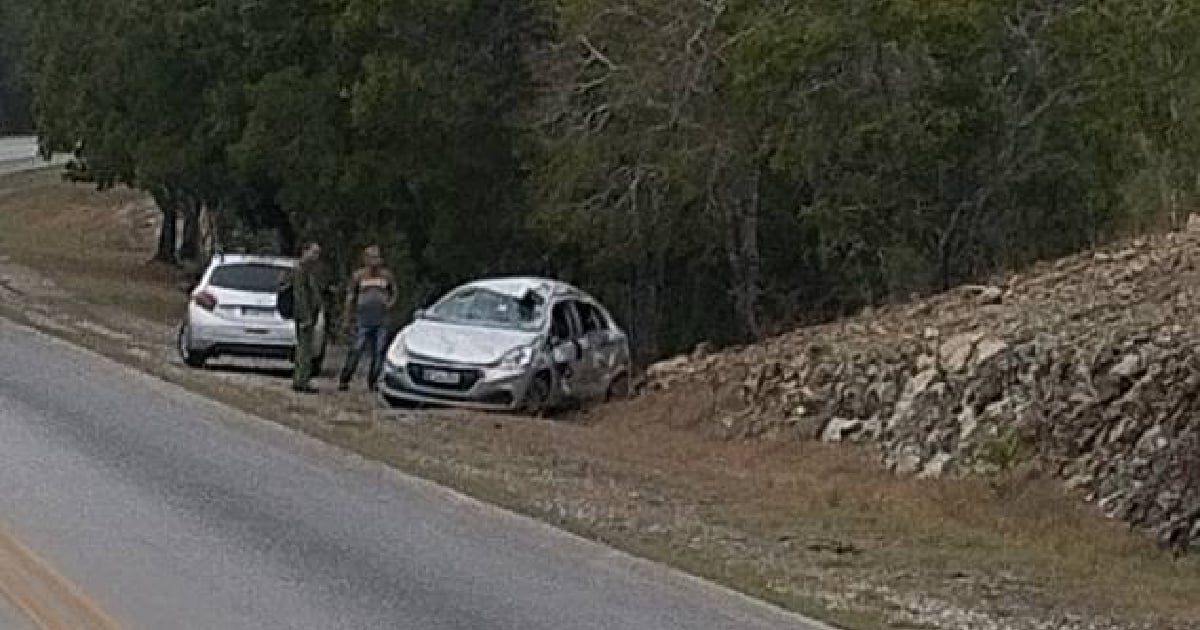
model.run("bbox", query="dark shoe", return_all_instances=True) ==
[337,382,349,392]
[368,382,379,393]
[292,384,319,394]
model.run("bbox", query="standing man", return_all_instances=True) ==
[338,245,397,391]
[291,241,324,394]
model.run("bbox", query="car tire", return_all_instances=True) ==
[177,324,208,369]
[606,372,632,402]
[525,371,554,416]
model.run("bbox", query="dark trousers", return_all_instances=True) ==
[293,322,316,389]
[339,324,387,387]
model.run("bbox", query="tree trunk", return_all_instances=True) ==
[629,227,663,362]
[632,252,662,362]
[276,222,296,256]
[201,202,223,260]
[271,207,296,256]
[178,195,200,263]
[152,189,178,265]
[726,169,763,340]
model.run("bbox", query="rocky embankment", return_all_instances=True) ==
[648,221,1200,553]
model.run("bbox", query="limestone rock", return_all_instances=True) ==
[643,227,1200,553]
[940,333,982,373]
[822,418,864,443]
[975,286,1005,306]
[919,453,955,479]
[894,449,924,476]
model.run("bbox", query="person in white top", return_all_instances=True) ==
[337,245,397,391]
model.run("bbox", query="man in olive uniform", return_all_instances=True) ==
[291,241,323,394]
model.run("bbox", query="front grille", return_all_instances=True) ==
[407,363,482,392]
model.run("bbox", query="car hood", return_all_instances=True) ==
[396,320,540,366]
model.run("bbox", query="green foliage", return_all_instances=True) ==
[534,0,1200,355]
[976,426,1031,474]
[0,0,33,131]
[16,0,1200,356]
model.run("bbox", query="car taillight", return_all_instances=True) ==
[193,290,218,311]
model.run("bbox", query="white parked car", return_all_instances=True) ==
[380,277,631,412]
[178,254,327,370]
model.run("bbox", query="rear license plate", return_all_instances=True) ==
[244,328,270,336]
[423,369,461,385]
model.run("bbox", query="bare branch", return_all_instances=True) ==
[578,35,616,70]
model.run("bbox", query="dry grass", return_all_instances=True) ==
[522,391,1200,618]
[0,169,181,325]
[2,168,1198,629]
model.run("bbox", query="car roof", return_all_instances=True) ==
[209,253,296,268]
[462,276,591,301]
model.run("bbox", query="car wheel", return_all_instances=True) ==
[606,372,632,402]
[177,324,208,369]
[524,371,554,415]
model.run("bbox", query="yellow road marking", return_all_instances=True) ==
[0,525,123,630]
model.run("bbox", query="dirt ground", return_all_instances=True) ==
[1,168,1197,630]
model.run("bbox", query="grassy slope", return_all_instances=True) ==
[1,168,1197,630]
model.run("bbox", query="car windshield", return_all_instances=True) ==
[208,263,289,293]
[426,287,545,331]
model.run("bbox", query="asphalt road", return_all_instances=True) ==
[0,318,831,630]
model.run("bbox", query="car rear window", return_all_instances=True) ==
[208,263,289,293]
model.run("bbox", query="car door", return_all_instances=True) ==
[577,301,622,398]
[563,300,601,399]
[548,301,587,398]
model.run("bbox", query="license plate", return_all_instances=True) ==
[242,307,275,318]
[423,369,461,385]
[244,328,270,336]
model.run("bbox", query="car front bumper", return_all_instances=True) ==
[378,359,535,412]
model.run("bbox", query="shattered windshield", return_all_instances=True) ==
[426,287,546,331]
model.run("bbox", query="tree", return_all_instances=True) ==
[533,0,1200,357]
[23,0,1200,359]
[0,0,32,132]
[32,0,223,263]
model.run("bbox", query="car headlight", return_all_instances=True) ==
[387,338,410,368]
[498,346,535,369]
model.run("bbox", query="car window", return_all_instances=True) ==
[208,263,289,293]
[427,287,545,332]
[577,302,609,334]
[550,302,577,340]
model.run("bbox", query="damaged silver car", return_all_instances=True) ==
[379,277,632,412]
